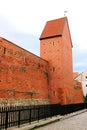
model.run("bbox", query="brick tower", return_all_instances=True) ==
[40,17,74,104]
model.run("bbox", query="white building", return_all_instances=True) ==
[75,70,87,97]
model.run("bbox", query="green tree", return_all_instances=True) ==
[84,94,87,103]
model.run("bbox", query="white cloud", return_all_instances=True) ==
[0,0,87,36]
[0,15,40,56]
[73,48,87,72]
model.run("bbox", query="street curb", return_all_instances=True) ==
[8,116,62,130]
[8,109,87,130]
[61,109,87,120]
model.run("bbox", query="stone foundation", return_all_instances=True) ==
[0,98,50,107]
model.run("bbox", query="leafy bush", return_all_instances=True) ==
[84,94,87,103]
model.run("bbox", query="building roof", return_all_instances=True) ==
[40,17,67,40]
[73,72,79,79]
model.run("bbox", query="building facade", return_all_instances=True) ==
[0,37,50,106]
[0,17,84,106]
[75,70,87,96]
[40,17,74,104]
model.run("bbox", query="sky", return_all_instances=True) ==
[0,0,87,73]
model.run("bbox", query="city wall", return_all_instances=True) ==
[0,37,50,106]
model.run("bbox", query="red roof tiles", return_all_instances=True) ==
[40,17,66,40]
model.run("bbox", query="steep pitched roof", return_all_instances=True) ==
[39,17,67,40]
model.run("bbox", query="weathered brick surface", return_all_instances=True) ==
[0,98,50,106]
[73,81,83,103]
[0,17,84,106]
[40,37,63,104]
[0,38,50,106]
[40,18,83,104]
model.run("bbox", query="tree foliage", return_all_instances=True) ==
[84,94,87,103]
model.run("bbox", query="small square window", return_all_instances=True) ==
[86,76,87,79]
[50,42,54,46]
[86,85,87,87]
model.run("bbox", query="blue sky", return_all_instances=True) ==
[0,0,87,73]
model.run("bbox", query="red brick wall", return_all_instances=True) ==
[0,17,84,106]
[61,20,74,104]
[0,38,49,104]
[40,37,63,104]
[40,20,83,104]
[40,20,74,104]
[73,81,83,103]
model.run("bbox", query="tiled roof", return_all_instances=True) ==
[40,17,66,40]
[73,72,79,79]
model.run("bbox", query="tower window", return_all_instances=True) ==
[53,91,56,96]
[4,47,6,54]
[50,42,55,46]
[38,63,40,68]
[52,42,54,46]
[85,76,87,79]
[86,85,87,87]
[52,67,55,72]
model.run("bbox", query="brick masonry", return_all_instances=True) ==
[0,38,50,106]
[40,17,83,104]
[0,17,84,106]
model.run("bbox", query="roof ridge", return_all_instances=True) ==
[40,17,67,40]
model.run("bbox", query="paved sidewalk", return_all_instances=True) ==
[8,109,87,130]
[35,110,87,130]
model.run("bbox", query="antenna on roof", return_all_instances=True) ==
[64,11,67,16]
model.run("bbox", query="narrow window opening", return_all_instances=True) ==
[38,63,40,68]
[52,42,54,46]
[52,67,55,72]
[53,91,56,96]
[50,42,55,46]
[4,47,6,54]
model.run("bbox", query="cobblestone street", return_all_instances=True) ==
[35,111,87,130]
